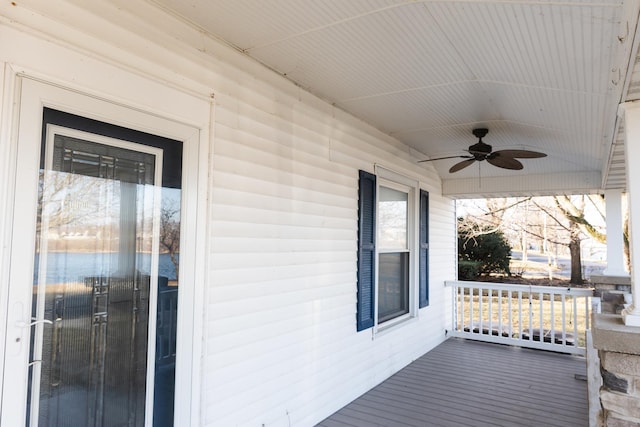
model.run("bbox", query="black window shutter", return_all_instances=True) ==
[357,170,376,331]
[419,189,429,308]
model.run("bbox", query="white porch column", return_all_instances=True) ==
[603,189,628,276]
[621,101,640,326]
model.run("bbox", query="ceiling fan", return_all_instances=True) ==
[419,128,547,173]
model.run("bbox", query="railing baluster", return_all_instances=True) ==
[561,294,567,346]
[464,286,469,332]
[459,286,465,333]
[539,291,544,344]
[573,294,579,346]
[528,289,533,342]
[518,291,523,340]
[479,286,484,335]
[470,286,474,334]
[498,289,503,337]
[550,290,556,345]
[488,289,493,336]
[508,290,512,338]
[453,284,458,332]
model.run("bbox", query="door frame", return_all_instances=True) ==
[0,72,208,426]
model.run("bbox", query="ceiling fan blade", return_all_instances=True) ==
[492,149,547,159]
[418,155,472,163]
[487,155,523,170]
[449,159,476,173]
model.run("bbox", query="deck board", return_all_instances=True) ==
[316,338,588,427]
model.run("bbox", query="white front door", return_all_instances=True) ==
[2,77,192,427]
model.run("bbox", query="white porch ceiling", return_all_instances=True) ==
[152,0,640,197]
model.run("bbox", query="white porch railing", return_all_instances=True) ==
[446,280,594,355]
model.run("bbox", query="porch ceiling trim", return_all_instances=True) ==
[442,171,602,199]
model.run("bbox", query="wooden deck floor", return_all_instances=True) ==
[317,338,588,427]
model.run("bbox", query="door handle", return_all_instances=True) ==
[16,318,53,328]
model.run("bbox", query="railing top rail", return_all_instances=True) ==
[445,280,594,296]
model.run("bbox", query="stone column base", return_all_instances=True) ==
[592,314,640,426]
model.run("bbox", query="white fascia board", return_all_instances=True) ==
[442,171,603,199]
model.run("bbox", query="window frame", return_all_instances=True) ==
[373,167,420,332]
[375,177,416,329]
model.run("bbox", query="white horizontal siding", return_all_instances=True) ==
[0,3,457,426]
[208,85,456,426]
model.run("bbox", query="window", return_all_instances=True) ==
[357,169,429,331]
[378,185,410,322]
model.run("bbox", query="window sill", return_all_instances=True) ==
[374,313,416,337]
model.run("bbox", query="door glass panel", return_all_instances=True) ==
[27,121,179,427]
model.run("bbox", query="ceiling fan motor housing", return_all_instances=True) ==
[468,142,492,158]
[469,128,491,159]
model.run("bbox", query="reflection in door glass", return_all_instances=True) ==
[27,126,180,427]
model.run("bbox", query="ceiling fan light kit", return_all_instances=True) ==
[419,128,547,173]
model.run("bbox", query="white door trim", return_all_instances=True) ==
[0,72,208,427]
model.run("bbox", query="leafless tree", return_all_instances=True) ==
[459,194,609,285]
[159,201,180,280]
